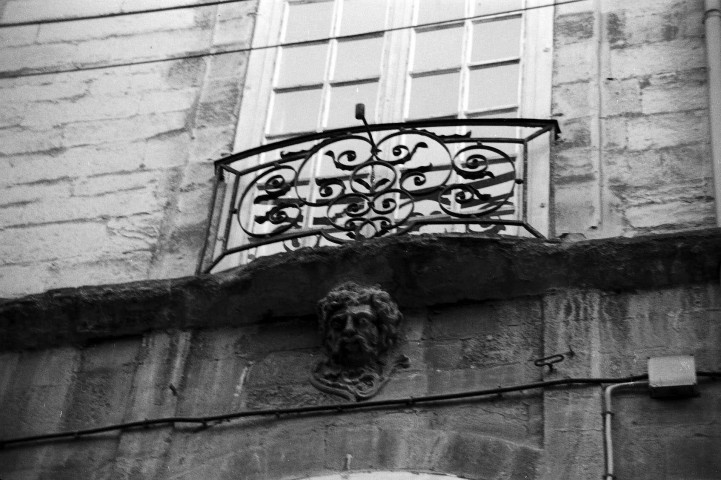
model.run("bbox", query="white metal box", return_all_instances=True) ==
[648,355,698,398]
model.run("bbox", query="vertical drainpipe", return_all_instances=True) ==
[705,0,721,227]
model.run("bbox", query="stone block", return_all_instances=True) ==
[640,69,708,115]
[138,88,198,115]
[0,347,79,437]
[73,28,213,66]
[195,79,242,128]
[604,143,712,189]
[123,331,192,421]
[62,111,188,146]
[543,289,603,377]
[623,196,714,230]
[0,262,51,297]
[233,318,318,359]
[244,350,319,388]
[207,51,250,80]
[0,25,39,48]
[556,116,592,149]
[554,11,595,47]
[552,80,592,120]
[553,42,595,84]
[626,110,708,151]
[72,169,166,197]
[552,181,599,235]
[37,9,199,43]
[0,221,145,265]
[36,250,155,292]
[189,124,237,162]
[424,340,464,370]
[0,126,64,155]
[0,42,80,73]
[552,146,597,184]
[601,115,628,149]
[609,38,706,79]
[20,96,140,128]
[0,180,72,207]
[430,398,542,444]
[603,77,642,117]
[428,297,541,342]
[176,329,251,416]
[2,0,122,22]
[436,431,541,479]
[0,184,167,227]
[143,131,192,169]
[604,0,704,49]
[426,363,538,395]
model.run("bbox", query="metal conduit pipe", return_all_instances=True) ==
[602,381,649,480]
[705,0,721,227]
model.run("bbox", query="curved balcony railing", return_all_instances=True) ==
[199,107,559,274]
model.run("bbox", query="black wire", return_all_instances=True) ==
[0,0,254,28]
[0,0,589,80]
[2,371,718,448]
[0,373,651,449]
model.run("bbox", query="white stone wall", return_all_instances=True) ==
[552,0,715,237]
[0,0,258,297]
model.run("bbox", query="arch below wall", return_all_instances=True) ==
[200,424,542,480]
[296,472,470,480]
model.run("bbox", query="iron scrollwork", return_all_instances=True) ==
[236,125,518,248]
[202,112,559,273]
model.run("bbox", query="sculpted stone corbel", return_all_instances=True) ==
[310,282,409,401]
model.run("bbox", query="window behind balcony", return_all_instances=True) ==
[213,0,553,268]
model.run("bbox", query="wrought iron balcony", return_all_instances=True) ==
[199,106,559,274]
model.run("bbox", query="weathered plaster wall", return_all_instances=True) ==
[1,232,720,479]
[0,0,258,297]
[552,0,714,237]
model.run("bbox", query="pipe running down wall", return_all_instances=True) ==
[705,0,721,227]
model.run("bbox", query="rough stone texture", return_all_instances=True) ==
[1,229,719,352]
[1,232,720,479]
[552,0,714,238]
[0,0,717,298]
[0,1,258,298]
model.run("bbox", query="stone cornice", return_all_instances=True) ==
[1,228,720,351]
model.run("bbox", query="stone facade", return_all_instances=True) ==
[0,0,716,296]
[552,0,714,237]
[1,232,720,479]
[1,1,720,478]
[0,0,258,297]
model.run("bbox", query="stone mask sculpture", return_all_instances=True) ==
[311,282,408,401]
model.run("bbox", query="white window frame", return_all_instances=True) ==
[222,0,554,265]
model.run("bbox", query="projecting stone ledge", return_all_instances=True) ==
[1,228,720,351]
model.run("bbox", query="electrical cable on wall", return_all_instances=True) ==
[1,371,718,449]
[0,0,254,28]
[0,0,589,79]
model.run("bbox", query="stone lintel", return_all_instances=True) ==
[1,228,720,351]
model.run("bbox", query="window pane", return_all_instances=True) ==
[340,0,388,36]
[327,81,379,128]
[474,0,523,16]
[472,16,522,63]
[269,88,323,134]
[468,64,519,111]
[408,72,460,119]
[277,44,328,87]
[412,26,464,72]
[417,0,465,24]
[285,1,334,42]
[334,36,384,82]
